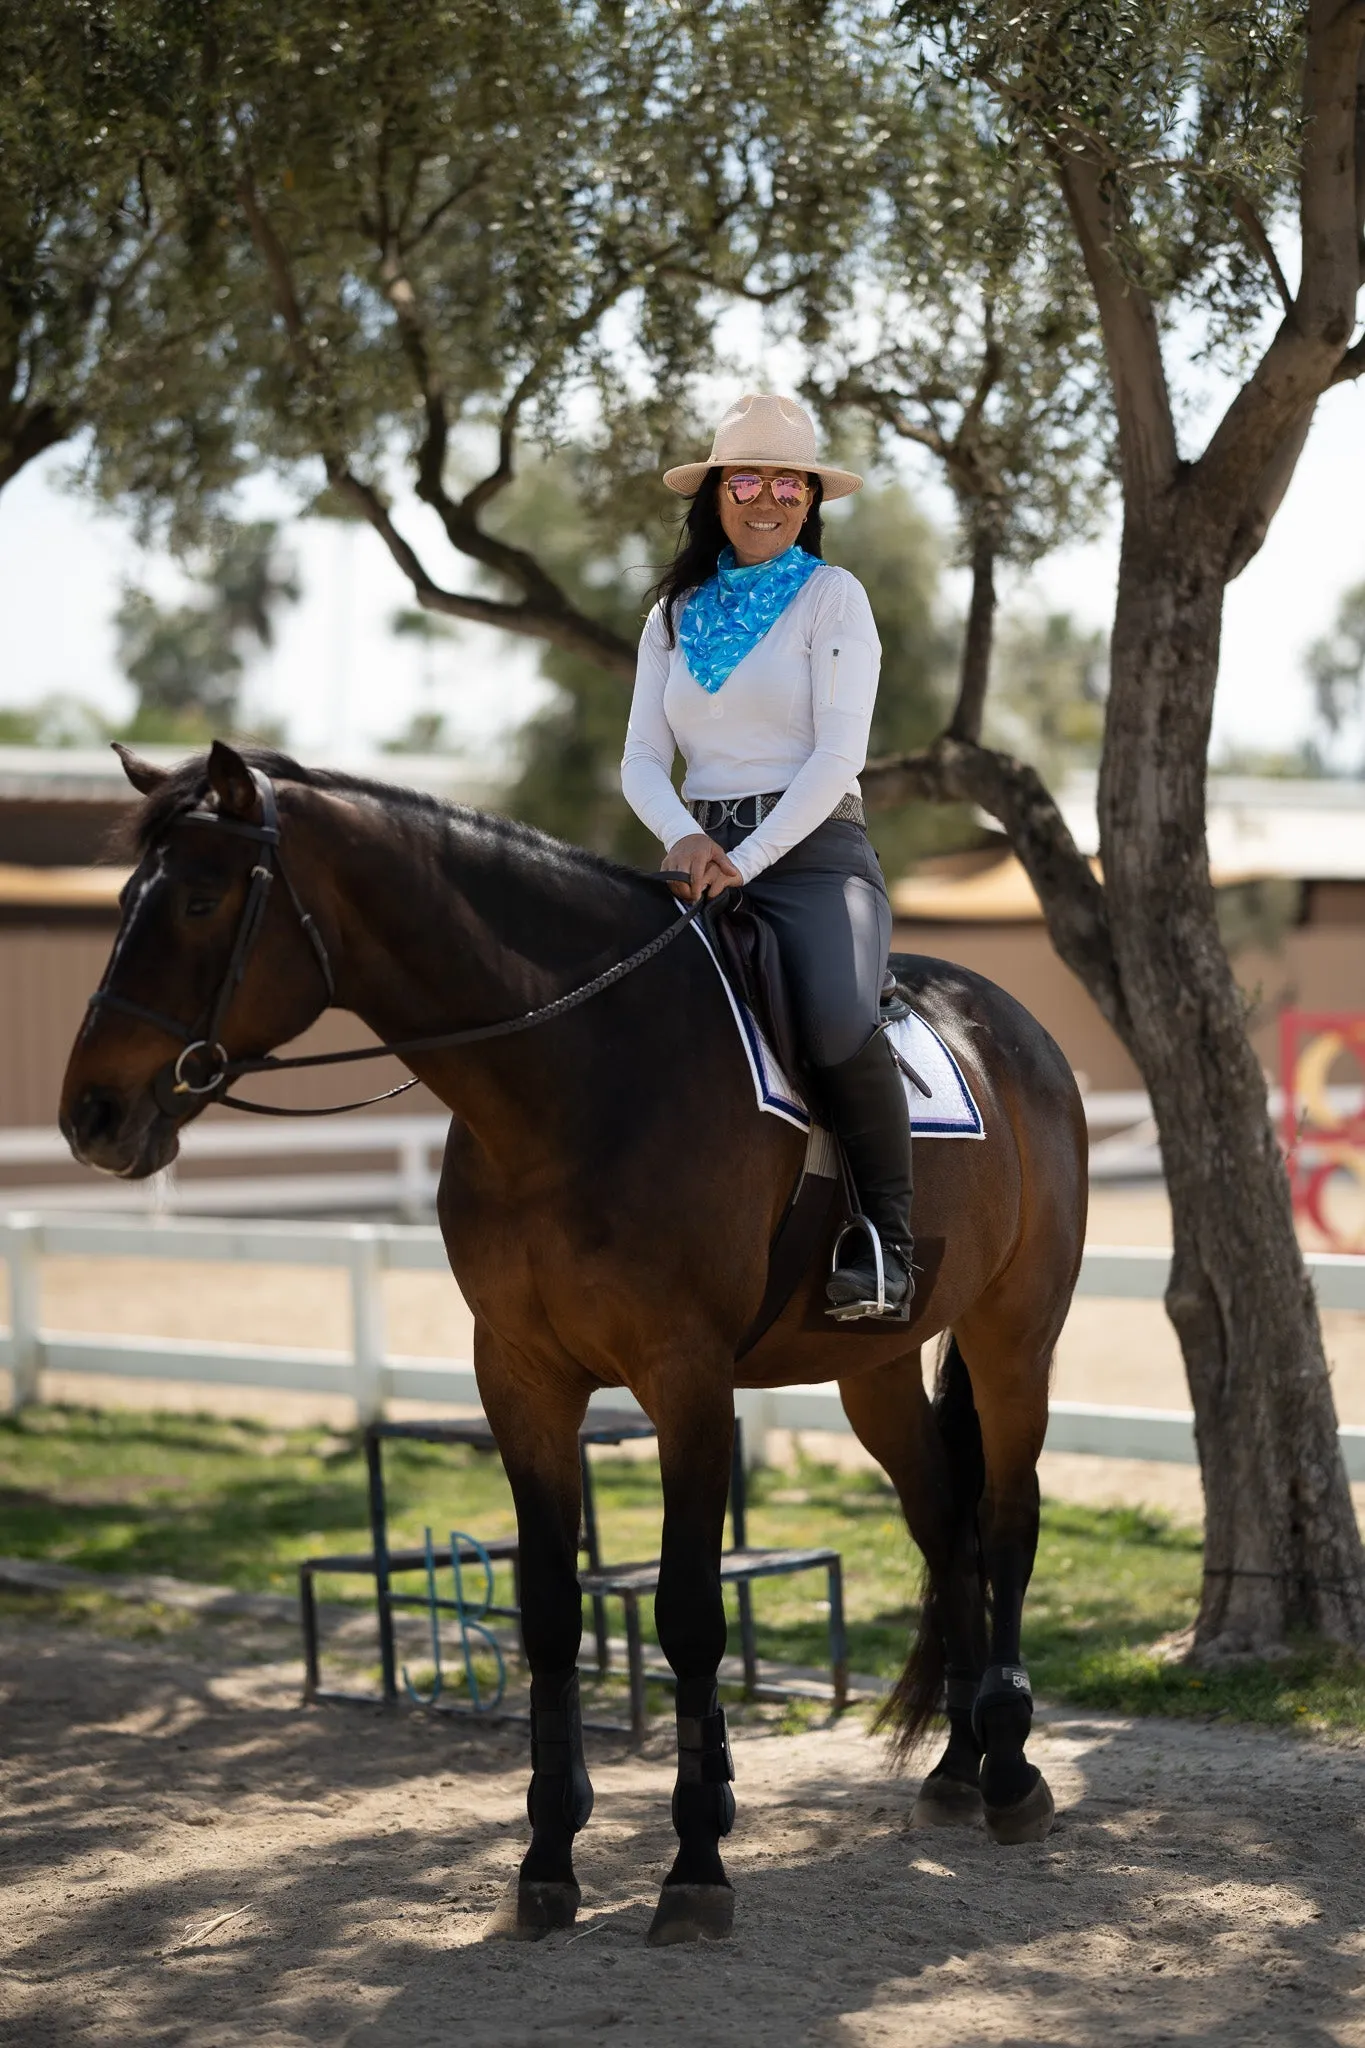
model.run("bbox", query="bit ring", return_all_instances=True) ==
[172,1040,229,1096]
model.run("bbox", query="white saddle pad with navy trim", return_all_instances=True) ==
[689,922,985,1140]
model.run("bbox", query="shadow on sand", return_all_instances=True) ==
[3,1613,1364,2047]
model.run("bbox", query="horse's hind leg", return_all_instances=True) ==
[953,1305,1055,1846]
[838,1350,989,1827]
[475,1331,596,1940]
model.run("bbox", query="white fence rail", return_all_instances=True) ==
[0,1118,449,1219]
[5,1210,1365,1477]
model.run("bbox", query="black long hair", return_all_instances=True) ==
[651,468,825,646]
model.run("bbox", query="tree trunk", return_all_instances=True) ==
[947,524,996,743]
[1101,511,1365,1659]
[0,402,68,495]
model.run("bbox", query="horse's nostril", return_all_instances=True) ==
[75,1086,124,1149]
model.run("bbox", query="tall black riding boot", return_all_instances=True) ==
[819,1030,915,1320]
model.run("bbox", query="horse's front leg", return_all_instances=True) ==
[644,1361,738,1946]
[476,1329,596,1940]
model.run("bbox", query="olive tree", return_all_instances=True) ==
[78,0,881,680]
[1,8,179,492]
[864,1,1365,1660]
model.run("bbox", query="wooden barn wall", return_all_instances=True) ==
[0,924,441,1127]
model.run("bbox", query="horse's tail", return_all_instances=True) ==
[877,1332,984,1763]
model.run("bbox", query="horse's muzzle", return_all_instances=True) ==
[60,1085,181,1179]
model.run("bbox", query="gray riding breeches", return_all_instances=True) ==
[709,815,893,1070]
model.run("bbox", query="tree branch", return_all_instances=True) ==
[1330,330,1365,382]
[1355,27,1365,283]
[822,374,951,459]
[1299,0,1365,350]
[863,734,1128,1037]
[374,242,450,508]
[959,300,1002,440]
[378,254,627,618]
[0,400,69,493]
[1053,151,1179,513]
[827,324,1007,742]
[947,525,997,742]
[1231,195,1294,318]
[237,171,331,401]
[322,463,634,672]
[401,161,494,254]
[1193,7,1365,532]
[1225,401,1316,579]
[239,167,636,676]
[655,260,814,307]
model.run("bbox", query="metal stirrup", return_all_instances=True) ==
[829,1212,887,1317]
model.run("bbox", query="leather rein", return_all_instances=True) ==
[86,766,710,1119]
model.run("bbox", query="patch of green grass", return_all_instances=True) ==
[3,1405,1364,1733]
[0,1405,519,1596]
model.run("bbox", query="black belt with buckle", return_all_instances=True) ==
[686,791,865,832]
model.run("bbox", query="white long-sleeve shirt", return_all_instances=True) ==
[619,562,882,885]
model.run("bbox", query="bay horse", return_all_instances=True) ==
[60,742,1086,1946]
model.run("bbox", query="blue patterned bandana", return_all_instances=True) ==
[678,544,823,694]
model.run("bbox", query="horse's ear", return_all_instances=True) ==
[205,740,260,821]
[112,743,166,796]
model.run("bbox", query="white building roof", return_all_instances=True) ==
[1053,773,1365,883]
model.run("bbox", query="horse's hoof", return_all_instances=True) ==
[913,1771,985,1829]
[646,1882,735,1946]
[485,1877,581,1941]
[984,1772,1055,1845]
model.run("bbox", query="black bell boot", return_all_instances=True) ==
[819,1030,915,1320]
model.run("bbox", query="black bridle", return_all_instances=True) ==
[86,766,710,1119]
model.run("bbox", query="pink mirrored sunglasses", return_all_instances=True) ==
[722,471,811,508]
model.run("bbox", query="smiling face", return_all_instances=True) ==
[717,466,814,566]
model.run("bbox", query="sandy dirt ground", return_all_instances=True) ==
[3,1612,1365,2048]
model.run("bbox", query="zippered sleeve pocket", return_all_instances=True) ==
[816,637,876,714]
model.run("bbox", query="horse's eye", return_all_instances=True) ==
[185,894,219,919]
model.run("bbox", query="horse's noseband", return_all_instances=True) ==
[86,767,336,1116]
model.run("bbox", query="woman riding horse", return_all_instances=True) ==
[622,394,914,1320]
[60,410,1084,1943]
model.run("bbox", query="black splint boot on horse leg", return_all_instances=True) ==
[486,1666,595,1938]
[645,1377,738,1946]
[480,1345,598,1942]
[649,1678,736,1946]
[965,1339,1056,1845]
[821,1028,915,1320]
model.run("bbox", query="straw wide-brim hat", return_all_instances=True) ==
[662,393,862,500]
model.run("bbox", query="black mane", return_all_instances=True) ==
[125,746,647,894]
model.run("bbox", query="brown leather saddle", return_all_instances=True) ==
[702,892,921,1106]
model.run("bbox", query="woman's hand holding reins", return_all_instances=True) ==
[663,833,742,903]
